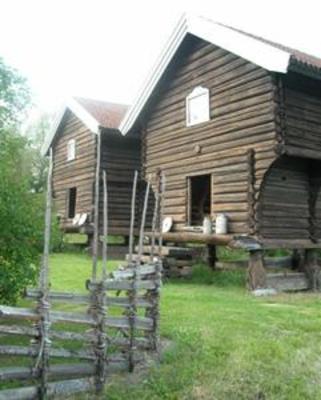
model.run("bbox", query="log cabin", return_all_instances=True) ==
[120,15,321,289]
[44,97,140,242]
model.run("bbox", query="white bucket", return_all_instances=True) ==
[203,216,212,234]
[215,213,228,235]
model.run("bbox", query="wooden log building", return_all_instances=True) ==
[44,97,140,240]
[119,15,321,288]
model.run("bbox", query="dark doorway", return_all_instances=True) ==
[188,174,211,225]
[67,187,77,218]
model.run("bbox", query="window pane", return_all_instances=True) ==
[67,139,76,161]
[186,87,210,127]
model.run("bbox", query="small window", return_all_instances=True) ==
[188,174,211,226]
[67,139,76,161]
[186,86,210,127]
[67,187,77,218]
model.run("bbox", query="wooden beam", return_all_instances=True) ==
[145,231,233,246]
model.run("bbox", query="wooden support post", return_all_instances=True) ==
[150,170,161,262]
[145,171,164,353]
[137,176,151,263]
[291,249,305,271]
[34,148,53,399]
[92,129,101,282]
[124,236,129,246]
[207,244,217,270]
[304,249,321,291]
[128,171,138,265]
[88,281,106,393]
[102,170,108,281]
[128,266,137,373]
[158,172,165,257]
[88,161,107,393]
[153,171,163,352]
[128,175,151,372]
[247,250,266,290]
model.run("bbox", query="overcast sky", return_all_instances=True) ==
[1,0,321,118]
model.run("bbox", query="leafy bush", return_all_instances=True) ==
[0,130,57,304]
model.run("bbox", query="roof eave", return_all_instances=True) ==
[288,58,321,81]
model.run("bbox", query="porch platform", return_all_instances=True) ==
[145,232,321,250]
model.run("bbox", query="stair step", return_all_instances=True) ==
[266,272,308,292]
[125,254,159,263]
[134,245,197,257]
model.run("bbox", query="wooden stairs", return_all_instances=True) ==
[126,245,203,278]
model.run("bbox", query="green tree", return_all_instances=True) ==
[0,59,62,304]
[26,113,53,193]
[0,57,31,127]
[0,130,43,303]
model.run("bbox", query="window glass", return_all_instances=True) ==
[67,139,76,161]
[186,87,210,126]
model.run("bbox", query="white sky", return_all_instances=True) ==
[1,0,321,118]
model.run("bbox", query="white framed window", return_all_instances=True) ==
[186,86,210,127]
[67,139,76,161]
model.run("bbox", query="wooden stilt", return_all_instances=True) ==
[247,250,266,290]
[304,249,321,291]
[207,244,217,270]
[291,249,305,271]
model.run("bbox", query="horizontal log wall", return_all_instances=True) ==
[139,35,277,234]
[257,156,311,239]
[283,72,321,153]
[100,134,140,235]
[52,110,96,226]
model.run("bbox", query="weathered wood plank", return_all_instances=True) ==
[0,306,38,321]
[26,289,153,308]
[0,346,95,360]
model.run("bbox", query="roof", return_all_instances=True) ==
[74,97,128,129]
[43,97,128,155]
[120,14,321,135]
[218,22,321,72]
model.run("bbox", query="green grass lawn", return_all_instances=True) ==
[2,252,321,399]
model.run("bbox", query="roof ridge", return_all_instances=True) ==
[73,96,129,108]
[212,19,321,65]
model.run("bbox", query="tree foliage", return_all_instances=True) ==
[0,59,61,304]
[0,57,31,127]
[26,113,53,193]
[0,130,42,303]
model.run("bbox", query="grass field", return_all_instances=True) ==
[2,252,321,399]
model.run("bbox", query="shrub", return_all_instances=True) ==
[0,130,52,304]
